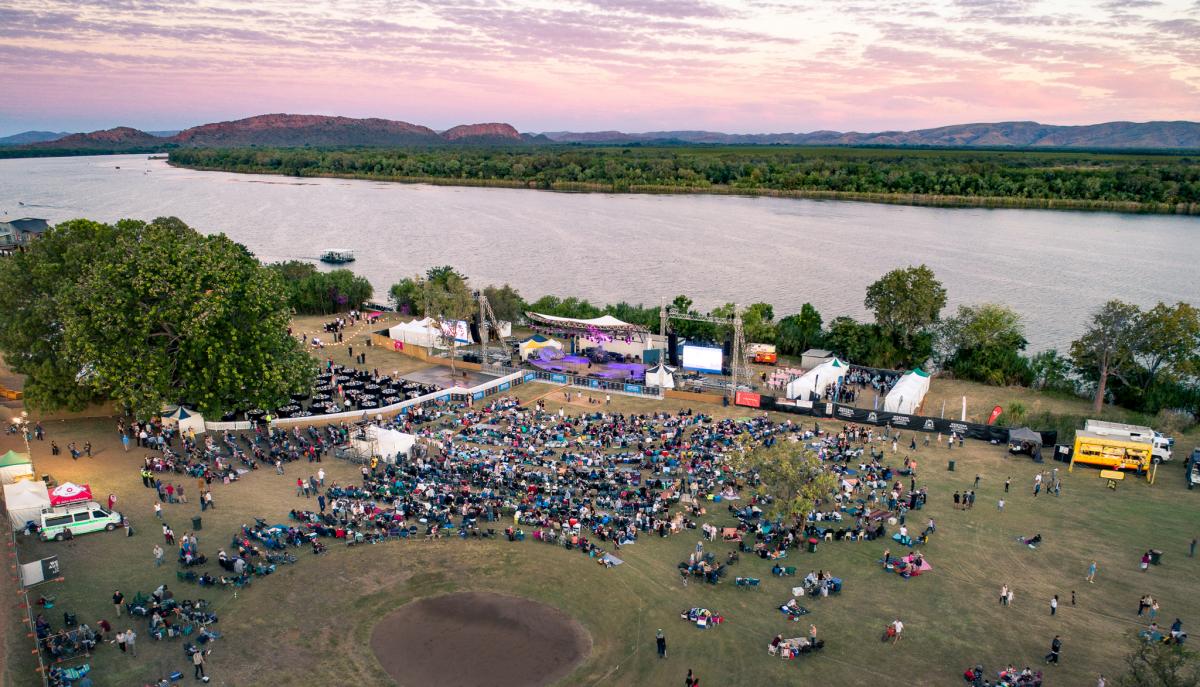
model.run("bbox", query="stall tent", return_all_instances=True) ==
[163,406,206,435]
[388,318,441,349]
[785,358,848,401]
[644,362,677,389]
[352,426,417,464]
[883,368,931,414]
[3,479,49,528]
[0,450,33,484]
[519,335,564,361]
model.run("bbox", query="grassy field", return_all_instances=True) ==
[2,375,1199,687]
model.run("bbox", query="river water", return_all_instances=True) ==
[2,154,1197,351]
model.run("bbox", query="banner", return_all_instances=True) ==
[734,391,761,408]
[392,341,404,351]
[987,406,1003,425]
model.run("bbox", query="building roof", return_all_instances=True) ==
[802,348,833,357]
[0,218,49,233]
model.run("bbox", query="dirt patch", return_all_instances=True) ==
[370,591,590,687]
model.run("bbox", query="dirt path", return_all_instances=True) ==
[370,591,590,687]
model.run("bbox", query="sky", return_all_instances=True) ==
[1,0,1198,136]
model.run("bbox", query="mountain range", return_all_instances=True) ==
[3,115,1198,151]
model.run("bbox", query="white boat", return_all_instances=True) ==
[320,249,355,264]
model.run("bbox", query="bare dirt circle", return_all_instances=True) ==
[370,591,592,687]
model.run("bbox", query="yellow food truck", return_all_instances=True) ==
[1070,431,1153,478]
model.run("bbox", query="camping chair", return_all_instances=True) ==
[735,577,760,589]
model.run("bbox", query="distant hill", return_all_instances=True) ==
[542,120,1200,148]
[8,116,1200,153]
[0,131,71,145]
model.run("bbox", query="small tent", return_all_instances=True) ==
[3,479,50,528]
[351,426,416,464]
[644,362,677,389]
[519,335,564,361]
[49,482,92,506]
[0,450,33,484]
[387,318,441,349]
[785,358,848,401]
[883,368,931,415]
[1008,426,1045,461]
[163,406,206,435]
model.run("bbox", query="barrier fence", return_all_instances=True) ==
[483,364,664,400]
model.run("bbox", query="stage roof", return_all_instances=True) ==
[525,312,649,333]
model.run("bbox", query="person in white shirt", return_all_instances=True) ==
[891,618,904,643]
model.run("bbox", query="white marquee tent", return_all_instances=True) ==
[785,358,848,401]
[3,479,50,528]
[388,318,442,349]
[883,368,931,414]
[644,362,677,389]
[162,406,206,435]
[352,426,417,464]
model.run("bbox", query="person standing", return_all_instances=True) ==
[1004,477,1011,493]
[121,433,130,452]
[125,628,137,657]
[1050,595,1058,616]
[112,590,124,618]
[114,629,127,654]
[1190,537,1196,558]
[1001,584,1009,606]
[656,629,667,658]
[891,618,904,644]
[1045,635,1061,664]
[1097,674,1106,687]
[153,544,164,567]
[193,648,208,680]
[1086,560,1097,583]
[998,498,1005,512]
[809,624,818,644]
[953,491,961,509]
[974,474,981,489]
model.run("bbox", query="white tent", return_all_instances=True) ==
[644,362,677,389]
[352,426,417,464]
[0,450,34,484]
[3,479,50,528]
[883,368,931,414]
[387,317,441,349]
[519,335,564,361]
[785,358,848,401]
[162,406,206,435]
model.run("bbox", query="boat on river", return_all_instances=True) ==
[320,249,355,264]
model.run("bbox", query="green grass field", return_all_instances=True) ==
[3,377,1198,687]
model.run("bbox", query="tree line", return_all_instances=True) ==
[170,145,1200,213]
[387,265,1200,421]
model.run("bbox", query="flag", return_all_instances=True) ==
[987,406,1003,425]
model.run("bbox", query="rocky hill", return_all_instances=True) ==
[441,123,522,143]
[171,114,444,147]
[0,130,71,145]
[24,126,165,150]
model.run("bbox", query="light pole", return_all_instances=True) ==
[13,410,31,455]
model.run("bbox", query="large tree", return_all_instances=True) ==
[482,283,526,323]
[735,442,837,522]
[864,264,947,361]
[1116,637,1199,687]
[776,303,823,356]
[1071,300,1143,413]
[936,303,1030,385]
[0,217,315,417]
[1136,302,1200,394]
[423,267,475,373]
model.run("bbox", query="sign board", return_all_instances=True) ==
[735,391,761,408]
[20,555,59,587]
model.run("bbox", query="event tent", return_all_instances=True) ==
[0,450,33,484]
[785,358,848,401]
[387,318,442,349]
[163,406,206,435]
[644,362,677,389]
[1007,427,1043,446]
[352,426,417,464]
[883,368,931,414]
[3,479,50,528]
[519,335,564,361]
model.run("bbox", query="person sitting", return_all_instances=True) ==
[1023,533,1042,548]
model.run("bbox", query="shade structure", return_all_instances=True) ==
[0,449,33,484]
[785,358,847,401]
[162,406,206,435]
[644,362,677,389]
[883,368,931,414]
[351,426,416,464]
[519,335,564,361]
[3,479,49,528]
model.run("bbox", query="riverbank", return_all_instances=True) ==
[168,161,1200,215]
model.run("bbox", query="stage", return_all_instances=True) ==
[528,354,647,383]
[400,367,494,389]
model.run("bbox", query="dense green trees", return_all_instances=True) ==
[170,145,1200,213]
[937,304,1032,386]
[0,217,315,417]
[268,261,373,315]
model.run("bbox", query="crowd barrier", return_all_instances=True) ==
[736,393,1056,445]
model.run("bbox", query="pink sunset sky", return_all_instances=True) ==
[1,0,1198,135]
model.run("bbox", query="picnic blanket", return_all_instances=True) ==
[602,553,624,566]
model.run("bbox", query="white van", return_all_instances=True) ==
[1083,420,1173,463]
[39,501,123,541]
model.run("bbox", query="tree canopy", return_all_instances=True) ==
[268,260,373,315]
[735,442,837,523]
[865,264,947,360]
[0,217,315,417]
[937,303,1031,386]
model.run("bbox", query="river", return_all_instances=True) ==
[2,154,1197,352]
